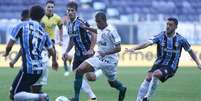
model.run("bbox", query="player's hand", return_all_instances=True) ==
[52,61,59,71]
[9,61,15,68]
[125,48,135,53]
[85,49,94,56]
[97,51,106,57]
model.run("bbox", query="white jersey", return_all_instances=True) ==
[96,24,121,63]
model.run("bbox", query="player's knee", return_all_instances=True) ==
[153,70,162,78]
[31,85,42,93]
[86,72,96,81]
[145,73,152,81]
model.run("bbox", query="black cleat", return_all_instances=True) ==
[69,97,78,101]
[118,87,127,101]
[142,97,149,101]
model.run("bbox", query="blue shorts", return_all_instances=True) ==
[148,65,176,82]
[10,69,42,100]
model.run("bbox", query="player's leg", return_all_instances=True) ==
[143,66,174,101]
[14,91,49,101]
[101,63,126,101]
[10,70,48,101]
[62,35,72,76]
[32,67,48,93]
[81,79,97,100]
[136,72,152,101]
[143,70,160,101]
[73,61,95,101]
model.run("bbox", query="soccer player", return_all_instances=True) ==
[3,5,58,101]
[9,8,50,95]
[69,11,127,101]
[41,0,63,45]
[62,2,102,101]
[125,17,201,101]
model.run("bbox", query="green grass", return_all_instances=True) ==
[0,67,201,101]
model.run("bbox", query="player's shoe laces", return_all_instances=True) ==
[142,97,149,101]
[118,86,127,101]
[39,93,50,101]
[87,98,97,101]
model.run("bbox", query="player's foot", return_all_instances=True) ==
[87,98,97,101]
[64,71,70,76]
[142,97,149,101]
[118,87,127,101]
[39,93,50,101]
[69,97,78,101]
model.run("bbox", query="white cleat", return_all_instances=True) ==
[64,72,70,76]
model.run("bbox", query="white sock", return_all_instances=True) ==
[95,69,103,79]
[145,76,159,99]
[136,79,150,101]
[81,79,96,99]
[14,91,45,101]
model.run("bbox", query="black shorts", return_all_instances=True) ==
[10,69,41,100]
[72,55,92,70]
[148,65,175,82]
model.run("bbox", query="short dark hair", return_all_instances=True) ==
[95,11,107,21]
[46,0,55,5]
[67,2,78,11]
[30,5,45,21]
[21,9,30,21]
[167,17,178,25]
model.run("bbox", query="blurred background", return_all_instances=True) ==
[1,1,201,101]
[0,0,201,44]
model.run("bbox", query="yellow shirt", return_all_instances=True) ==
[41,14,62,39]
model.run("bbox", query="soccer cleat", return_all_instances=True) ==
[142,97,149,101]
[64,71,70,76]
[87,98,97,101]
[118,87,127,101]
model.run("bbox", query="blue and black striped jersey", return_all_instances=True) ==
[67,17,91,58]
[10,20,52,74]
[149,31,191,71]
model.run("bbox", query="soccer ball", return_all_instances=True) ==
[55,96,69,101]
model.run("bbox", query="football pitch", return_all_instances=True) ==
[0,67,201,101]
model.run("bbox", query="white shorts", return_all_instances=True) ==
[85,56,117,81]
[33,63,48,86]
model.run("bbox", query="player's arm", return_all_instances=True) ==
[45,34,58,70]
[98,43,121,57]
[188,50,201,69]
[126,40,153,53]
[48,47,58,70]
[80,22,97,55]
[125,34,161,53]
[4,40,15,57]
[62,37,74,61]
[4,23,22,57]
[9,49,22,68]
[57,17,63,45]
